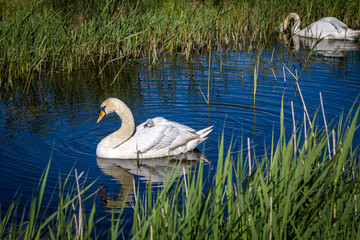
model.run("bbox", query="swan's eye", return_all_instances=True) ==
[99,106,106,115]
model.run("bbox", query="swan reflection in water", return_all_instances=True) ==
[283,35,360,57]
[97,149,207,211]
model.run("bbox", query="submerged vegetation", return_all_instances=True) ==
[1,100,360,239]
[1,0,360,91]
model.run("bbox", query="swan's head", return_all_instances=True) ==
[97,98,124,123]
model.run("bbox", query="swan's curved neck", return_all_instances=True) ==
[281,13,301,34]
[101,100,135,149]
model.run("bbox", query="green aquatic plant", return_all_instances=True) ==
[1,0,359,91]
[0,160,101,239]
[131,100,360,239]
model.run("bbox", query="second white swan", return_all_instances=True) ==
[96,98,213,159]
[280,13,360,41]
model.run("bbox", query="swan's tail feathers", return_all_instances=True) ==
[197,125,214,141]
[347,30,360,41]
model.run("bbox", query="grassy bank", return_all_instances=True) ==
[1,0,359,91]
[1,101,359,239]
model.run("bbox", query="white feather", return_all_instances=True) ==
[281,13,360,41]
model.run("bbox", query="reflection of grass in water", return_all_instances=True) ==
[1,0,360,91]
[1,101,360,239]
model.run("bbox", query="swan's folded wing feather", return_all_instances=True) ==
[152,117,196,132]
[319,17,348,33]
[328,18,348,32]
[133,125,168,152]
[160,126,198,151]
[134,124,198,154]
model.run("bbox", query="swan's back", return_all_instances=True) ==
[116,117,213,158]
[298,17,360,40]
[319,17,347,27]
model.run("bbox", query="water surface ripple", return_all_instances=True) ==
[0,41,359,233]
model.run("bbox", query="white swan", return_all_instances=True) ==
[280,13,360,41]
[96,98,213,159]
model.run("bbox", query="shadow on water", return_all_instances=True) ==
[96,150,206,211]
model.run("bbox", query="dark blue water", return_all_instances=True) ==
[0,39,359,236]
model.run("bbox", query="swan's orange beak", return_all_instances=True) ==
[97,109,106,123]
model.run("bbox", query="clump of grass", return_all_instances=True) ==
[1,0,359,91]
[0,161,105,239]
[131,100,360,239]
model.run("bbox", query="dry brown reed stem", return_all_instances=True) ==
[296,82,312,128]
[247,137,252,176]
[282,63,312,130]
[133,178,137,202]
[283,66,286,83]
[150,224,153,240]
[320,92,331,159]
[355,195,358,214]
[183,166,188,198]
[161,208,166,220]
[291,101,297,156]
[110,62,127,86]
[271,68,277,81]
[199,87,209,105]
[74,169,84,240]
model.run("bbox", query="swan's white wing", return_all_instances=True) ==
[302,21,338,38]
[158,120,197,133]
[134,119,198,154]
[319,17,348,33]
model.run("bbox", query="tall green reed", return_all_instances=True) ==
[131,100,360,239]
[0,159,101,240]
[1,0,359,91]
